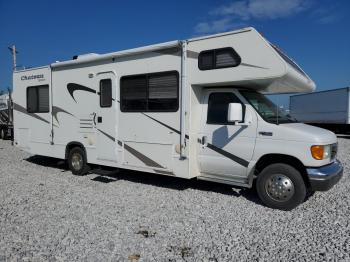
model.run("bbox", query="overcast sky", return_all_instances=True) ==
[0,0,349,106]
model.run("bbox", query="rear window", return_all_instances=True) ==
[26,85,49,113]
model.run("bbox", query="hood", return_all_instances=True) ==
[272,123,337,144]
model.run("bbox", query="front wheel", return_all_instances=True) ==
[68,147,90,176]
[256,163,306,210]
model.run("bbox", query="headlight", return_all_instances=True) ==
[311,145,331,160]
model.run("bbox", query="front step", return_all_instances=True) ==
[89,167,119,176]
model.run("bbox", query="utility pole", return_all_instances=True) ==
[8,45,18,71]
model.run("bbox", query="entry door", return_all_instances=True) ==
[198,90,257,181]
[96,72,117,162]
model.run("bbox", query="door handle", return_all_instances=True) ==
[202,136,208,145]
[97,116,102,123]
[259,131,273,136]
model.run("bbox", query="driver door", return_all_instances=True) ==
[198,89,257,181]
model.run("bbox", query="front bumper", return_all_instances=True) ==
[307,160,343,191]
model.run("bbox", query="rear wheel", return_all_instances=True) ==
[256,163,306,210]
[68,147,90,176]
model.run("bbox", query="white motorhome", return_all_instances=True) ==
[13,28,343,210]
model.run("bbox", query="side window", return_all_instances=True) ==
[198,47,241,71]
[120,71,179,112]
[120,75,147,111]
[100,79,112,108]
[148,72,178,111]
[207,92,242,125]
[26,85,49,113]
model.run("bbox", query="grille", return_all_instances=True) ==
[331,143,338,160]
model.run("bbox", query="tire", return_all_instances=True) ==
[256,163,306,211]
[68,147,90,176]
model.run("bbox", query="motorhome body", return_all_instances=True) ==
[13,27,343,210]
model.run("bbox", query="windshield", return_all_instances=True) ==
[240,90,297,124]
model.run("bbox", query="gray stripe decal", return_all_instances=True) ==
[154,47,181,56]
[97,128,116,142]
[154,169,175,176]
[240,63,269,69]
[97,129,164,169]
[142,113,180,135]
[142,114,247,167]
[207,143,249,168]
[13,103,50,124]
[52,106,75,124]
[123,143,163,168]
[187,50,199,59]
[118,101,248,168]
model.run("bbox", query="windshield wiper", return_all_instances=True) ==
[266,115,296,124]
[266,115,283,120]
[286,114,298,122]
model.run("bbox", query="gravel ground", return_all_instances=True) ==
[0,138,349,262]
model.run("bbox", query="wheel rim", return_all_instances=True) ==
[71,153,83,171]
[265,174,295,202]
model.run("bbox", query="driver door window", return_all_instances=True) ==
[207,92,242,125]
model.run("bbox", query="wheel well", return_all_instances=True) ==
[65,142,86,160]
[254,154,310,187]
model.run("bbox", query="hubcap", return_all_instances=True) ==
[265,174,295,202]
[71,153,83,171]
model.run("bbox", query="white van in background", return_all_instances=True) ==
[290,87,350,134]
[12,27,343,210]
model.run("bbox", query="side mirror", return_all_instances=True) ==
[228,103,243,123]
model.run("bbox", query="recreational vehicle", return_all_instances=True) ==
[12,28,343,210]
[0,93,13,139]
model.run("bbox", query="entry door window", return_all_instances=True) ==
[207,92,242,125]
[100,79,112,108]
